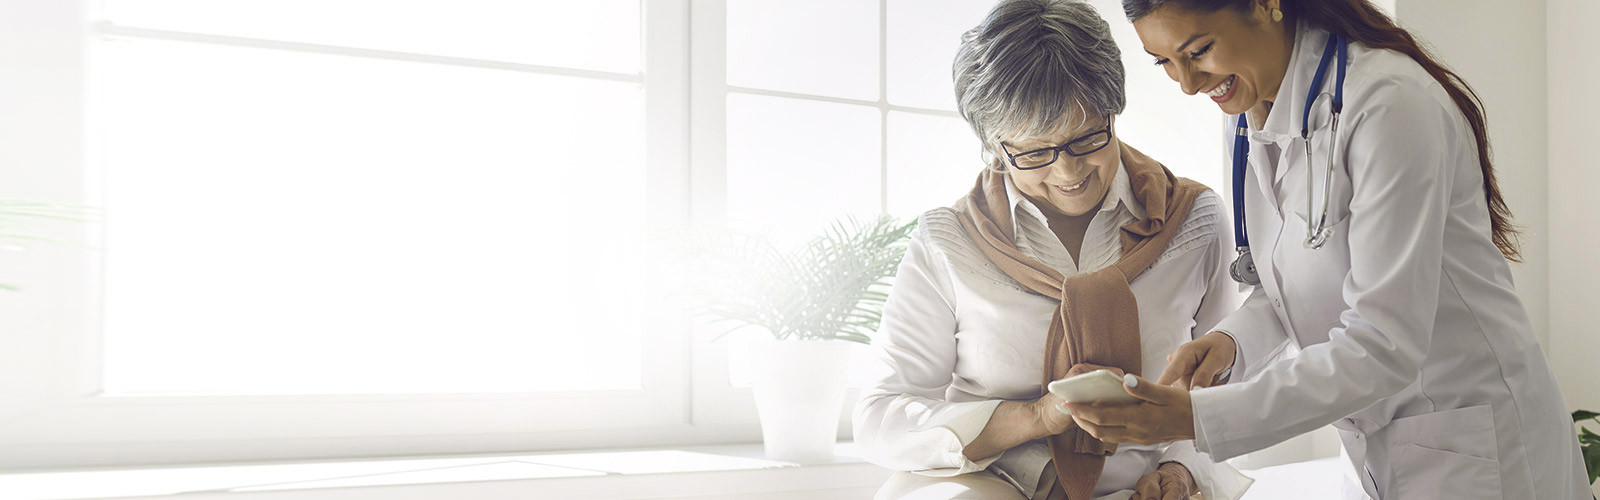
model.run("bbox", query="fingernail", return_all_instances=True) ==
[1056,404,1071,415]
[1124,374,1138,387]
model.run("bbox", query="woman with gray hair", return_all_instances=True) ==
[854,1,1252,499]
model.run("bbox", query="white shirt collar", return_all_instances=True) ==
[1255,21,1334,140]
[1001,158,1146,236]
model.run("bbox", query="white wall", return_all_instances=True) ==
[1397,0,1550,348]
[1547,0,1600,420]
[1399,0,1600,416]
[1404,0,1599,492]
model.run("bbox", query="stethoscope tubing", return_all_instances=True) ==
[1231,33,1347,284]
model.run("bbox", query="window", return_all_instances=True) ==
[0,0,1223,470]
[3,0,690,470]
[97,10,650,398]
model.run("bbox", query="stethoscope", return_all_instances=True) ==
[1230,33,1348,286]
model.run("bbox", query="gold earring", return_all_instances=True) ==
[1271,8,1283,22]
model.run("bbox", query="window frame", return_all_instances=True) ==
[686,0,978,438]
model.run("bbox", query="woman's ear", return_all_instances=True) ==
[1249,0,1281,22]
[1246,0,1284,27]
[980,144,1007,174]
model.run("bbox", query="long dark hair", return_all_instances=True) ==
[1124,0,1521,262]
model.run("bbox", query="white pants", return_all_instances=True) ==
[874,464,1068,500]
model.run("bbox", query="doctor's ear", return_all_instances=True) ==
[1249,0,1284,23]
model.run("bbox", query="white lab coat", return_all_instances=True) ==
[1189,24,1589,500]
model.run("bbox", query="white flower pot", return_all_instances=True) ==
[747,337,852,463]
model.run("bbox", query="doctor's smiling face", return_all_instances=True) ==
[998,113,1120,218]
[1130,0,1295,115]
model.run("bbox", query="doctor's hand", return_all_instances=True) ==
[1130,462,1196,500]
[1064,374,1195,446]
[1159,331,1236,390]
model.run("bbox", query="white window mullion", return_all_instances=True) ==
[686,0,759,437]
[878,0,889,215]
[640,0,694,429]
[687,0,728,229]
[0,0,97,442]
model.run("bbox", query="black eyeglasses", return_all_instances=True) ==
[999,115,1114,170]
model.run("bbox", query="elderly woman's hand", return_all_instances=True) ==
[1130,462,1196,500]
[1066,362,1125,379]
[1034,363,1126,435]
[1031,390,1077,436]
[969,362,1132,461]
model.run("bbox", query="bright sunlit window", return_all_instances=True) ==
[722,0,992,247]
[95,1,648,396]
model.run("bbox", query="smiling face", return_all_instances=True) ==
[1131,1,1295,115]
[998,114,1120,218]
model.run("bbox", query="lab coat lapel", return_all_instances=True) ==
[1242,150,1294,342]
[1246,140,1278,207]
[1267,24,1332,186]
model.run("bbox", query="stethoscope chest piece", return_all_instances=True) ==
[1230,248,1260,286]
[1304,226,1335,249]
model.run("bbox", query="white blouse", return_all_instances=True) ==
[853,162,1254,500]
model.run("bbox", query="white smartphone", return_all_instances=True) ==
[1046,369,1139,405]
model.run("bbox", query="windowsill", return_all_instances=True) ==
[0,443,893,500]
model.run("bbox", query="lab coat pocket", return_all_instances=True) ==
[1385,405,1503,500]
[1390,443,1502,499]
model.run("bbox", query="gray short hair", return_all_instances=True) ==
[953,0,1126,171]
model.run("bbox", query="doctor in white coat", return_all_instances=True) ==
[1060,0,1592,499]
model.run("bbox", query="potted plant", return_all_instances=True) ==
[1573,410,1600,496]
[679,215,915,462]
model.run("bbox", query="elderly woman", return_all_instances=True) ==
[853,1,1253,499]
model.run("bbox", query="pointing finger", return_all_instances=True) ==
[1157,349,1199,389]
[1189,351,1233,389]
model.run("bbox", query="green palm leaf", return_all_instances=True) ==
[1574,409,1600,487]
[675,215,915,345]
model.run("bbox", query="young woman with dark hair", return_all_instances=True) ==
[1060,1,1589,499]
